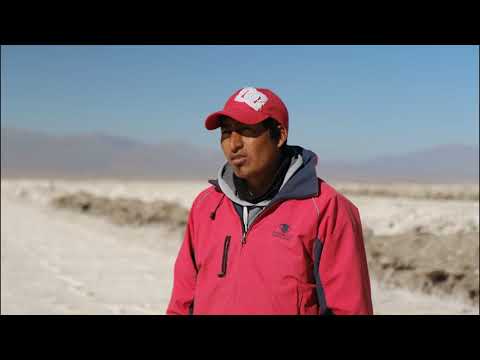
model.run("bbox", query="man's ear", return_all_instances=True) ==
[277,124,288,148]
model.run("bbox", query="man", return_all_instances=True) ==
[167,87,373,315]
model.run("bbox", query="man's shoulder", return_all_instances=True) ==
[191,184,222,210]
[315,178,358,211]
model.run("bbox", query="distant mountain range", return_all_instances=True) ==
[318,144,479,183]
[1,127,225,180]
[1,127,478,183]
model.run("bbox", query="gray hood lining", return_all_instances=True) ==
[217,150,304,207]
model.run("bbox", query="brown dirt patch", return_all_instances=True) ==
[51,191,188,229]
[363,227,479,306]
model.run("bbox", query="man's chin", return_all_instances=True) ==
[232,167,250,179]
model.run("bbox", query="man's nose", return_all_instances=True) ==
[230,131,243,152]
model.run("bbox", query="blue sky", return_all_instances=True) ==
[1,45,478,161]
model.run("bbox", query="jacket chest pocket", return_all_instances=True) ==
[196,233,236,277]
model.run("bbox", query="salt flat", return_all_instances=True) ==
[1,179,478,315]
[3,179,478,236]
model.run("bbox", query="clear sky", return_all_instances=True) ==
[1,45,478,161]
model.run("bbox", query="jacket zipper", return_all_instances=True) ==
[240,205,268,246]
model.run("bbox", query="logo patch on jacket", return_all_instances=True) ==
[272,223,292,240]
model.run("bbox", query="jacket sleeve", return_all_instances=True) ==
[318,195,373,315]
[166,205,198,315]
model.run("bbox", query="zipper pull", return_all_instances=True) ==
[241,231,247,246]
[217,235,231,278]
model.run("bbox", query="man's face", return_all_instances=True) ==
[220,117,284,180]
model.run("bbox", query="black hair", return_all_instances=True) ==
[262,117,286,146]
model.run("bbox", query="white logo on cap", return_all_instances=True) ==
[234,87,268,111]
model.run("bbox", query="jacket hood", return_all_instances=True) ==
[209,145,319,205]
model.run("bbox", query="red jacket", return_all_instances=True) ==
[167,147,373,315]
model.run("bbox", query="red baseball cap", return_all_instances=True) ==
[205,87,289,131]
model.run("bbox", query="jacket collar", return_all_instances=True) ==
[208,145,319,203]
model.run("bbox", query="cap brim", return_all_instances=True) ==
[204,108,269,130]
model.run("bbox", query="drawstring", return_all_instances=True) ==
[217,235,231,277]
[210,194,225,220]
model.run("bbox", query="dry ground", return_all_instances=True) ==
[2,179,478,315]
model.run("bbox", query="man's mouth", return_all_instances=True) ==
[230,155,247,166]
